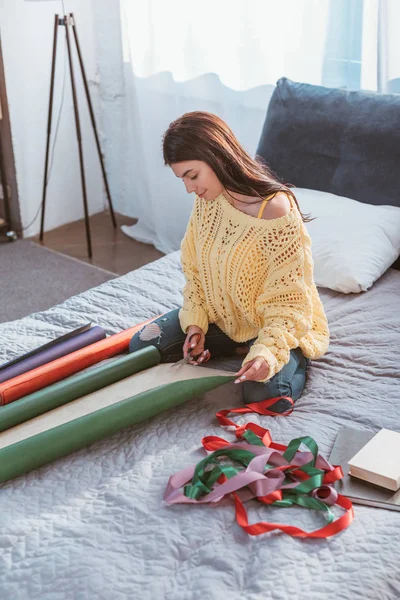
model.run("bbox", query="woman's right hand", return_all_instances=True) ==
[183,325,210,365]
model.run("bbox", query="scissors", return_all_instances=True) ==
[172,332,211,367]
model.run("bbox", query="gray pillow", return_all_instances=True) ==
[256,77,400,209]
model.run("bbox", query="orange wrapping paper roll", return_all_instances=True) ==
[0,316,161,406]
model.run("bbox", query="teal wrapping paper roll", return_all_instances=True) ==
[0,364,235,483]
[0,347,161,433]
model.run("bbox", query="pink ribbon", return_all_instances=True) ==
[164,442,337,505]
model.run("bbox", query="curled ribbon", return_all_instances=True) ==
[164,396,354,539]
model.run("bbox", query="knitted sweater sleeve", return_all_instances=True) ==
[242,223,313,382]
[178,214,209,334]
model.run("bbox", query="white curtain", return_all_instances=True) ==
[115,0,400,255]
[120,0,332,91]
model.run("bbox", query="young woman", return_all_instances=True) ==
[129,112,329,412]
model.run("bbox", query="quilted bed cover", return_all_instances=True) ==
[0,251,399,600]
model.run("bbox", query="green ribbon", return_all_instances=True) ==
[183,433,333,521]
[242,429,265,446]
[184,448,255,499]
[283,435,318,466]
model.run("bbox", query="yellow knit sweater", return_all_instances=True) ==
[179,192,329,382]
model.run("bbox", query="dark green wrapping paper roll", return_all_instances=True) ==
[0,347,161,433]
[0,372,235,483]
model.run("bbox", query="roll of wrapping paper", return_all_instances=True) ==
[0,323,92,372]
[0,348,161,433]
[0,362,236,483]
[0,326,107,384]
[0,315,162,406]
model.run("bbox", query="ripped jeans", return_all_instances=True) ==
[129,308,310,413]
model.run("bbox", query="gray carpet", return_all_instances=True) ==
[0,240,117,323]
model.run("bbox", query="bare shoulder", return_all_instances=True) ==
[261,192,291,220]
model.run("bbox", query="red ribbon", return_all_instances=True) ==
[203,396,294,452]
[203,397,354,539]
[233,493,354,538]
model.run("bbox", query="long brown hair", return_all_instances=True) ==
[162,111,312,222]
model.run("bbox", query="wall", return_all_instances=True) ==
[0,0,275,248]
[0,0,104,237]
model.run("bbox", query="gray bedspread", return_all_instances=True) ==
[0,251,399,600]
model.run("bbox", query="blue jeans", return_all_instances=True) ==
[129,308,310,413]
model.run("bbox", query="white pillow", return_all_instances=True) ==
[294,188,400,293]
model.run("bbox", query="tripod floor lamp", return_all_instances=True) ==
[40,13,116,258]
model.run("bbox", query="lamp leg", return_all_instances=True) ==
[0,126,13,236]
[64,14,92,259]
[70,13,117,229]
[40,14,59,242]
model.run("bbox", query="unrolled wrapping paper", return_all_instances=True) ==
[0,326,106,384]
[0,348,161,433]
[0,355,236,483]
[0,315,161,405]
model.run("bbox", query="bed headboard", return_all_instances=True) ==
[256,77,400,269]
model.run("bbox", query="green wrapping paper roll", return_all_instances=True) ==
[0,347,161,433]
[0,371,235,483]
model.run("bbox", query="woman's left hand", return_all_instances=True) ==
[234,357,270,384]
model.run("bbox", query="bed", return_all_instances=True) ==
[0,79,400,599]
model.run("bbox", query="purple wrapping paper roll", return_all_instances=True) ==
[0,327,107,384]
